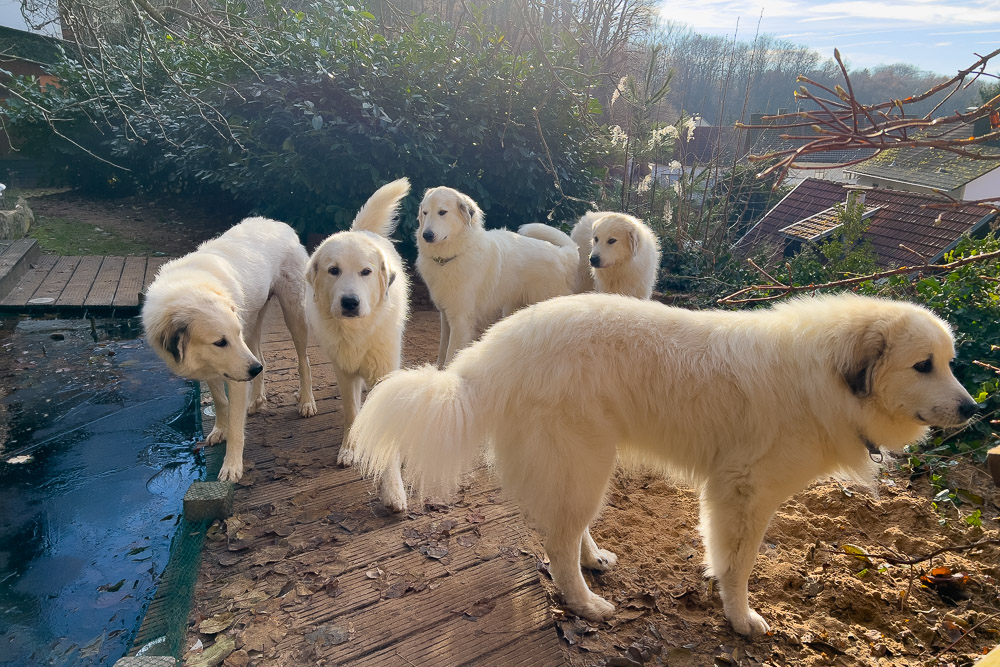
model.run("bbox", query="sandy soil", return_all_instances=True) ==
[17,191,1000,666]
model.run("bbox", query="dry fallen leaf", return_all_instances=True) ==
[462,597,496,620]
[199,611,236,635]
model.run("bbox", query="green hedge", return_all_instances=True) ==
[4,1,605,241]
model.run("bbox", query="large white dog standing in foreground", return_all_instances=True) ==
[305,178,410,511]
[349,293,978,635]
[569,211,661,299]
[143,218,317,482]
[416,186,578,367]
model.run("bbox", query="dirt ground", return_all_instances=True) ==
[12,191,1000,666]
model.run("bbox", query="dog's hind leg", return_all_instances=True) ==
[699,478,782,636]
[204,378,229,445]
[246,306,269,415]
[276,286,317,417]
[581,526,618,572]
[500,427,617,621]
[218,380,250,482]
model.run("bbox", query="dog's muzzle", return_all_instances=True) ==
[340,294,361,317]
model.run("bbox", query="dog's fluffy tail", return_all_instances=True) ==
[350,177,411,238]
[350,364,486,497]
[518,222,577,250]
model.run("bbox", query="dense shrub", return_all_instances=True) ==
[4,1,605,241]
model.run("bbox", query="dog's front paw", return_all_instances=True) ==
[582,548,618,572]
[218,459,244,483]
[336,447,355,467]
[248,394,267,415]
[570,594,615,622]
[204,427,227,445]
[728,607,770,637]
[298,398,317,418]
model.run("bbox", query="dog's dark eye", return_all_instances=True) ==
[328,266,340,276]
[213,338,228,348]
[593,236,599,243]
[360,268,372,276]
[438,210,447,216]
[913,358,933,374]
[607,238,617,245]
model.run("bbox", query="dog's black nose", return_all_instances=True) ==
[589,254,601,268]
[248,362,264,378]
[422,230,435,242]
[341,295,360,312]
[959,400,981,420]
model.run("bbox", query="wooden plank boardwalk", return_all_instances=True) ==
[0,251,171,312]
[183,307,567,666]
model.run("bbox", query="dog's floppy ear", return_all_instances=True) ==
[628,228,639,257]
[456,193,482,227]
[839,323,886,398]
[161,319,189,364]
[376,250,394,300]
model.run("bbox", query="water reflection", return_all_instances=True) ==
[0,318,201,665]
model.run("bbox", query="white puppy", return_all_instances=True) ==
[306,178,410,511]
[416,186,578,367]
[348,292,978,635]
[570,211,661,299]
[143,218,317,483]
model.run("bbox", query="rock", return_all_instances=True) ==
[986,446,1000,487]
[0,198,33,239]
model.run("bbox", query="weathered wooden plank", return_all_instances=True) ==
[142,255,172,291]
[56,255,102,306]
[0,238,40,298]
[29,255,81,302]
[0,255,58,306]
[355,583,559,666]
[83,256,126,307]
[112,256,148,307]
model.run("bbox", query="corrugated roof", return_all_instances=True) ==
[779,205,880,242]
[735,177,996,268]
[846,124,1000,190]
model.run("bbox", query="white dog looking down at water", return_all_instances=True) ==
[415,186,579,367]
[142,218,317,483]
[347,292,978,635]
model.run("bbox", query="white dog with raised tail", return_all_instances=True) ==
[347,292,978,635]
[305,178,410,511]
[416,186,578,367]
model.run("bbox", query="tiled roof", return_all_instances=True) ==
[735,178,996,268]
[747,118,877,165]
[846,124,1000,190]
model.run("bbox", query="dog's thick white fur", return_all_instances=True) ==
[306,178,410,511]
[416,186,578,367]
[569,211,661,299]
[143,217,318,482]
[348,293,978,635]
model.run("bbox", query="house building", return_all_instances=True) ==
[734,177,997,269]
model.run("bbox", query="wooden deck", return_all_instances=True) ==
[183,307,567,665]
[0,246,170,312]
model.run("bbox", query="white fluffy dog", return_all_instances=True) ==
[416,186,578,367]
[143,218,318,483]
[305,178,410,511]
[570,211,661,299]
[348,292,978,635]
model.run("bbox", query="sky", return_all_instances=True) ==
[660,0,1000,76]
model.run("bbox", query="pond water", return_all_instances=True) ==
[0,318,202,665]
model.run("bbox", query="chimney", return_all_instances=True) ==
[845,186,869,209]
[970,107,1000,147]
